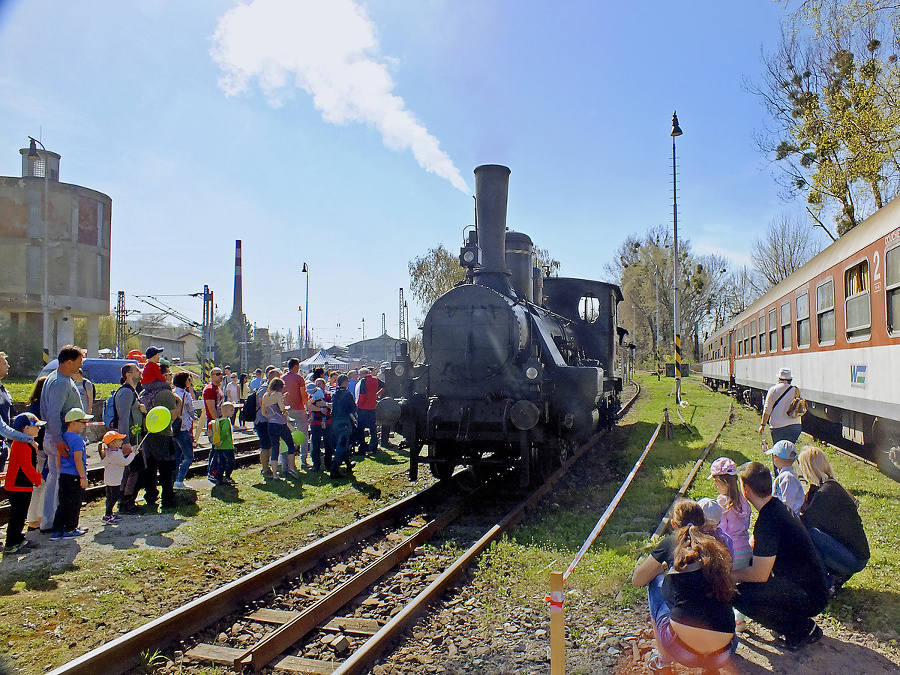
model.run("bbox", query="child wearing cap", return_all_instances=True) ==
[51,408,92,540]
[3,413,45,554]
[140,347,169,404]
[100,430,136,524]
[710,456,752,632]
[208,402,236,486]
[697,497,735,558]
[767,440,804,514]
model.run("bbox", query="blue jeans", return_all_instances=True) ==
[808,527,866,579]
[647,574,736,669]
[311,425,333,469]
[267,422,294,462]
[254,420,270,452]
[357,409,377,453]
[331,422,353,474]
[771,423,802,445]
[174,430,194,483]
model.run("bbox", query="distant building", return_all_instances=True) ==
[136,334,186,362]
[0,144,111,356]
[179,332,202,363]
[347,333,402,365]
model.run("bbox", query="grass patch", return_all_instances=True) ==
[470,372,900,642]
[0,447,423,672]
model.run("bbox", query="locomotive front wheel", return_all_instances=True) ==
[428,443,457,482]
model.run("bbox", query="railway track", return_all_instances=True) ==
[45,383,641,675]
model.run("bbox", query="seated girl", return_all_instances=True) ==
[632,499,737,674]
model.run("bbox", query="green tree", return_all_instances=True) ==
[409,243,561,311]
[0,320,42,377]
[606,227,731,364]
[752,12,900,233]
[408,244,466,310]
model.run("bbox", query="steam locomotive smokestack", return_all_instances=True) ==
[232,240,243,318]
[473,164,512,293]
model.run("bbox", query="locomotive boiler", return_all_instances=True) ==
[379,164,624,485]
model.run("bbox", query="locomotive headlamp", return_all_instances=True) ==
[394,364,406,377]
[523,357,542,381]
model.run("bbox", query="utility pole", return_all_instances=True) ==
[399,288,408,342]
[115,291,127,358]
[202,285,215,381]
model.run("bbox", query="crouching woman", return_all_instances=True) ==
[632,521,737,673]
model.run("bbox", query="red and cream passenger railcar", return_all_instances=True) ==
[702,197,900,477]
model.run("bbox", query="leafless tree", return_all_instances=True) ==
[750,215,823,290]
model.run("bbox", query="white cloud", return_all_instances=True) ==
[211,0,468,193]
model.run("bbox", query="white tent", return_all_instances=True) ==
[299,349,349,369]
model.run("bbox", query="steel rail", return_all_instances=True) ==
[332,412,615,674]
[236,495,470,669]
[48,383,642,675]
[45,482,445,675]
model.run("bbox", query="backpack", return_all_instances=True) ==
[208,418,222,446]
[242,388,258,424]
[103,388,120,428]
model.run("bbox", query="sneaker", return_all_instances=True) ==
[173,481,186,490]
[735,619,748,633]
[3,542,25,554]
[287,469,300,478]
[101,515,117,525]
[781,622,823,651]
[63,528,87,538]
[108,514,121,524]
[50,532,64,540]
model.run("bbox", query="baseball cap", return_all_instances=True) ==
[64,407,94,423]
[146,346,165,359]
[12,412,45,431]
[777,367,793,381]
[102,430,126,445]
[766,439,798,459]
[698,497,724,524]
[708,457,738,479]
[306,382,318,393]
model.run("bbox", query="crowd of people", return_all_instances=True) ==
[632,366,871,674]
[1,345,394,556]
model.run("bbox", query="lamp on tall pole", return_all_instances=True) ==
[27,137,51,363]
[671,112,683,402]
[302,263,309,356]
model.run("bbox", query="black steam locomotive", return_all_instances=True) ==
[378,164,625,485]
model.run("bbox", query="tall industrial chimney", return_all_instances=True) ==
[232,240,243,318]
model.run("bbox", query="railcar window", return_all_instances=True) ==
[743,324,749,355]
[769,308,777,351]
[781,302,792,350]
[758,316,765,354]
[844,260,871,340]
[887,246,900,335]
[816,278,835,344]
[750,320,757,354]
[796,293,810,348]
[578,294,600,324]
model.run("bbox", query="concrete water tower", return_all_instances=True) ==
[0,142,111,358]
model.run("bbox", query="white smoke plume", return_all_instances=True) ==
[211,0,468,193]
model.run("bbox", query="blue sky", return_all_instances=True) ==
[0,0,817,348]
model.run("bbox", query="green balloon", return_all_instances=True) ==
[292,429,306,446]
[145,406,172,434]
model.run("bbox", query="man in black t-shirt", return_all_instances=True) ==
[732,462,829,650]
